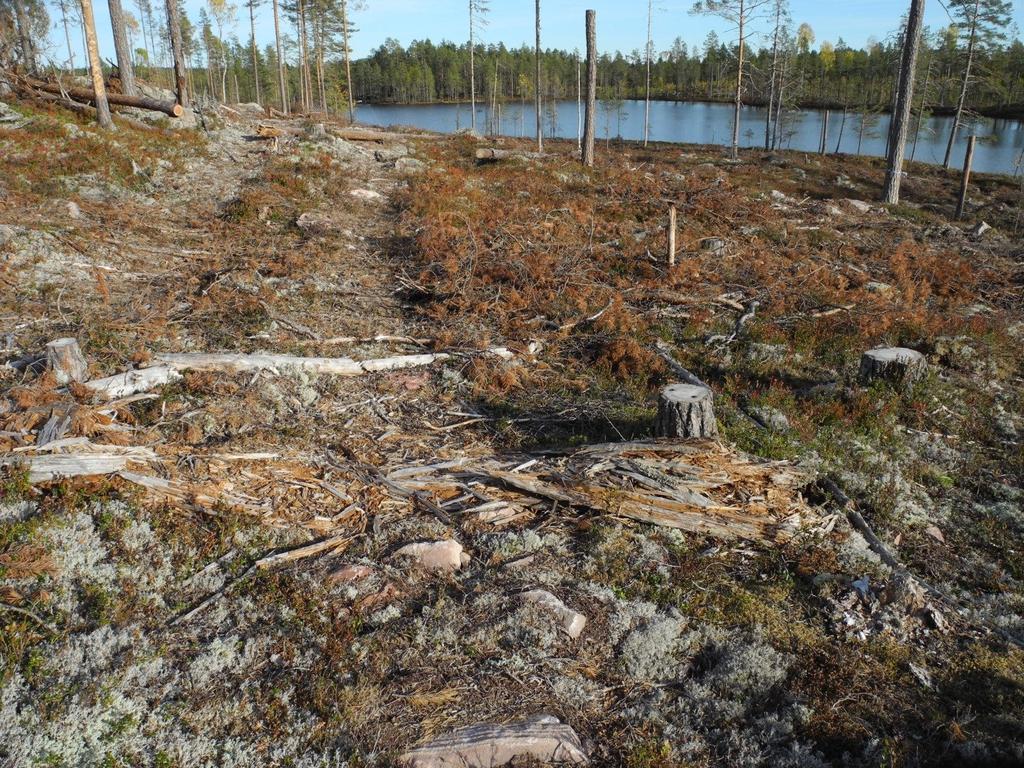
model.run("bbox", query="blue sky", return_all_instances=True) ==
[49,0,1022,70]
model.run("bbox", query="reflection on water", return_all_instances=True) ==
[354,99,1024,176]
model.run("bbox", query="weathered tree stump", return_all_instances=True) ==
[858,347,926,387]
[654,383,718,438]
[45,337,89,384]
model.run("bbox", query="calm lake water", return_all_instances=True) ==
[355,99,1024,176]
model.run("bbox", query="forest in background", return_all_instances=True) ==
[3,0,1023,120]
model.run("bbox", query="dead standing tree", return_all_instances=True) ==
[691,0,771,160]
[534,0,542,152]
[468,0,489,133]
[883,0,925,205]
[582,9,596,167]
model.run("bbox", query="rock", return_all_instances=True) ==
[521,589,587,639]
[399,715,589,768]
[295,211,342,236]
[770,189,796,205]
[307,122,328,140]
[844,199,872,214]
[327,564,374,585]
[858,347,927,387]
[864,281,893,295]
[350,188,384,202]
[749,405,790,432]
[66,201,82,219]
[654,383,717,439]
[971,221,991,238]
[700,237,726,256]
[374,144,410,162]
[836,174,857,189]
[395,157,427,173]
[395,540,470,572]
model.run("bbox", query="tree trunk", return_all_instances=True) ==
[469,0,476,132]
[911,58,932,163]
[249,0,262,105]
[643,0,652,147]
[859,347,927,387]
[165,0,189,108]
[81,0,114,129]
[108,0,137,95]
[59,0,76,72]
[341,0,354,122]
[765,3,781,150]
[535,0,543,152]
[582,9,597,167]
[27,78,185,115]
[655,384,718,439]
[273,0,288,114]
[955,133,976,220]
[882,0,925,205]
[943,0,979,169]
[12,0,36,73]
[731,0,744,160]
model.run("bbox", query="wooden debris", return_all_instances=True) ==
[654,384,718,439]
[2,448,156,483]
[475,147,546,163]
[46,338,89,384]
[858,347,927,387]
[149,351,451,376]
[20,76,185,116]
[399,715,588,768]
[84,365,183,400]
[396,440,810,544]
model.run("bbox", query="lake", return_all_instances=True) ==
[353,99,1024,176]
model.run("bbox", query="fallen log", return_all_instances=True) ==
[475,147,546,162]
[27,77,184,117]
[149,351,452,376]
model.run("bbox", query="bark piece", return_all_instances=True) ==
[45,338,89,384]
[399,714,588,768]
[654,384,717,439]
[858,347,927,387]
[394,540,470,572]
[521,589,587,639]
[84,366,182,400]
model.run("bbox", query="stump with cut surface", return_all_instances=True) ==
[45,338,89,384]
[655,383,718,438]
[858,347,927,387]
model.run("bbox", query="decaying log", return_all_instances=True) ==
[654,383,718,439]
[26,77,184,116]
[475,147,545,163]
[858,347,927,387]
[399,715,588,768]
[150,351,452,376]
[2,444,156,482]
[84,365,183,400]
[46,338,89,384]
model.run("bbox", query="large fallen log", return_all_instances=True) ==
[149,351,452,376]
[27,77,184,117]
[84,366,182,400]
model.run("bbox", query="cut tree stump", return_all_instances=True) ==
[654,383,718,439]
[858,347,927,387]
[45,338,89,384]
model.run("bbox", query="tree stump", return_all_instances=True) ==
[45,338,89,384]
[654,383,718,439]
[858,347,926,387]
